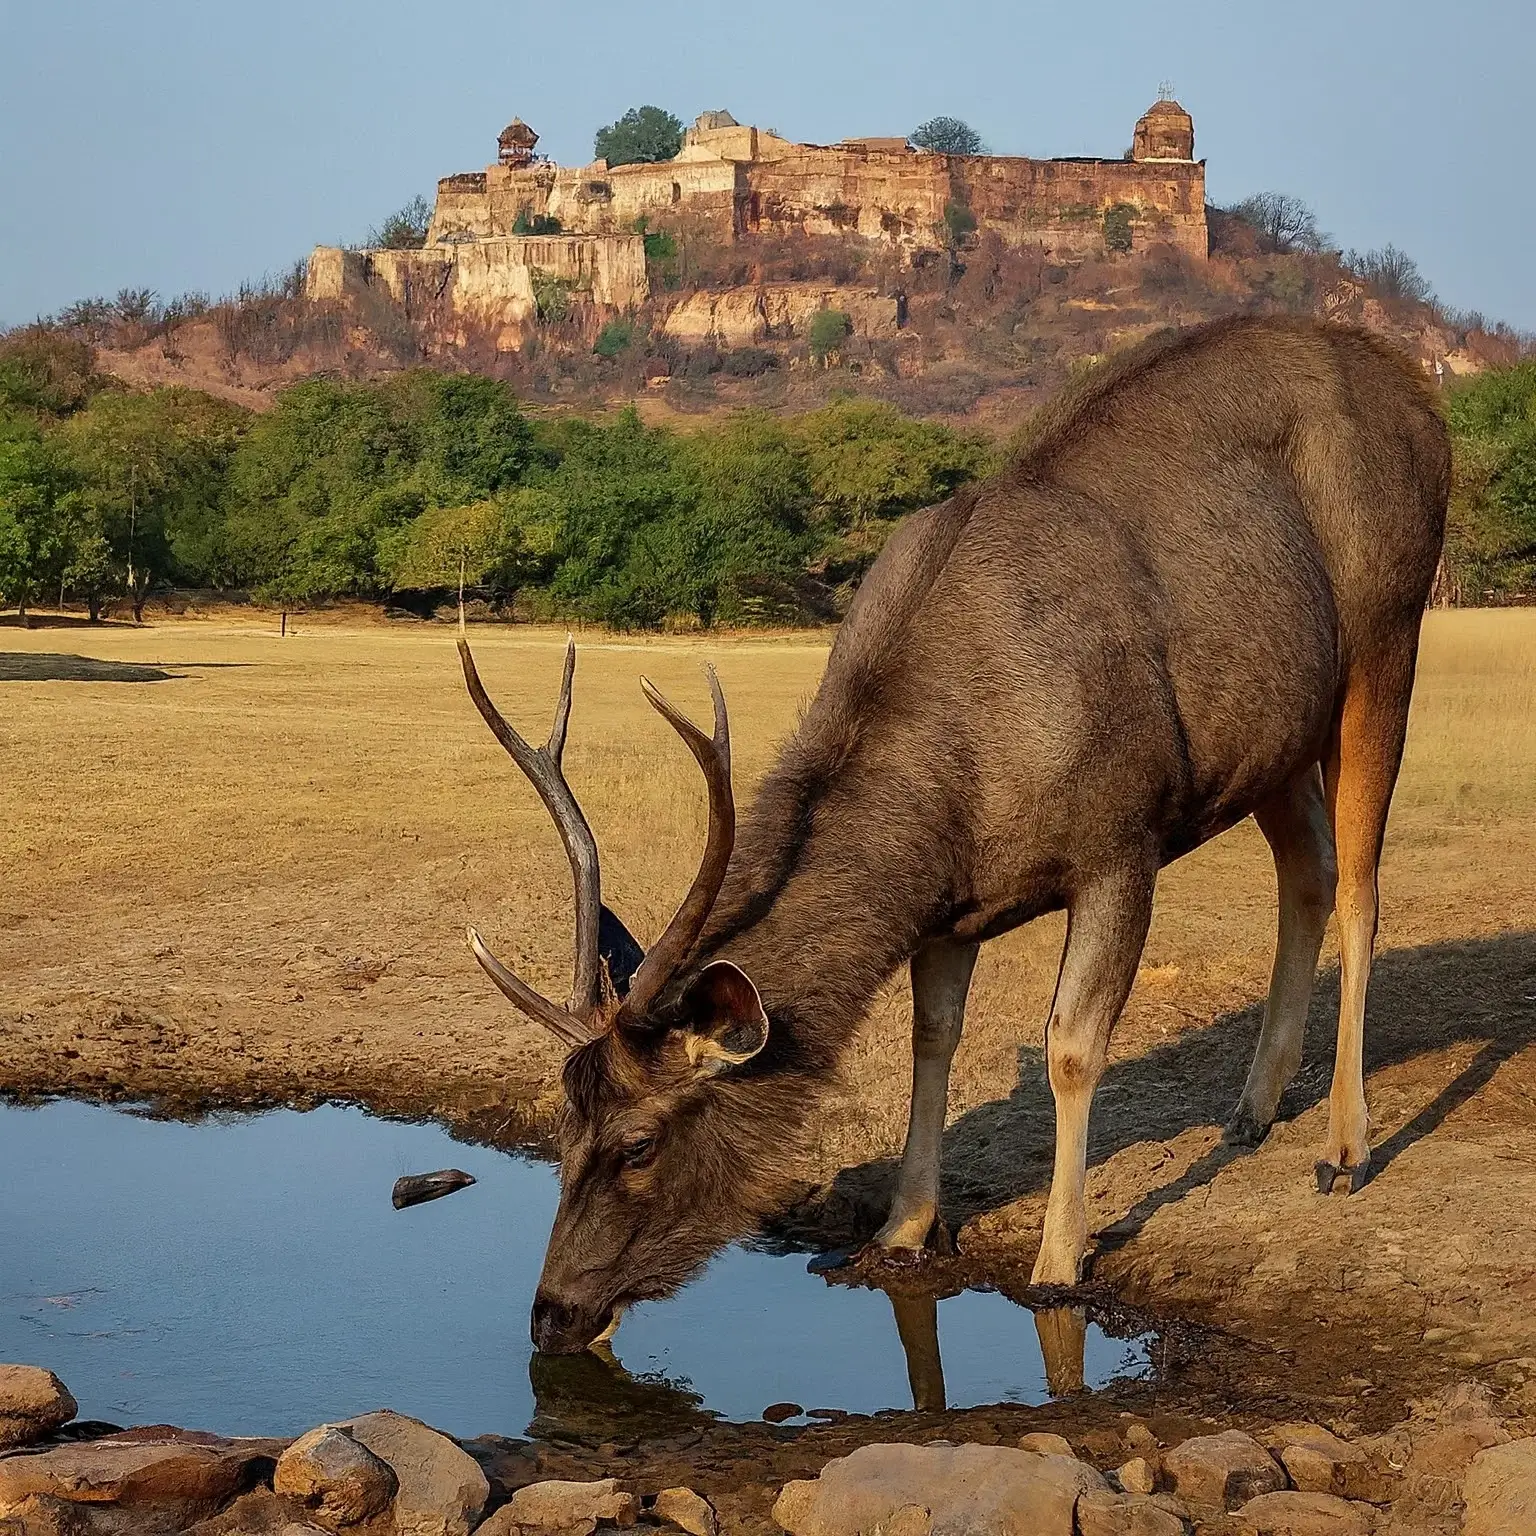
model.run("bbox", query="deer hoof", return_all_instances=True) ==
[1315,1159,1371,1194]
[1222,1108,1271,1148]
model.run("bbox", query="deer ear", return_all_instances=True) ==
[676,961,769,1075]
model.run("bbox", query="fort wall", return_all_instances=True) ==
[315,100,1207,343]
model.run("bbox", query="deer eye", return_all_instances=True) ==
[620,1134,658,1168]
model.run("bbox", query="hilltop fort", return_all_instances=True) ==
[307,98,1206,347]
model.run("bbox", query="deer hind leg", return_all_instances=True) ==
[1032,864,1155,1286]
[1317,658,1415,1194]
[874,937,979,1250]
[1224,763,1337,1146]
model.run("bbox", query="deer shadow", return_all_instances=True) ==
[801,930,1536,1247]
[0,653,254,683]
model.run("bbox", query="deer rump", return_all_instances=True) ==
[459,314,1450,1354]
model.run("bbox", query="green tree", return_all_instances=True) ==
[61,388,247,618]
[594,106,683,167]
[911,117,985,155]
[221,372,531,600]
[1445,362,1536,598]
[382,499,526,590]
[0,414,74,621]
[792,398,996,534]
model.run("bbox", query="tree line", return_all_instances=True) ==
[4,330,1532,626]
[0,333,993,627]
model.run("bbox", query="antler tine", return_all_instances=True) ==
[458,626,603,1036]
[467,927,593,1049]
[623,665,734,1020]
[547,635,575,765]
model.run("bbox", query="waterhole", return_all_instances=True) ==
[1,1100,1153,1439]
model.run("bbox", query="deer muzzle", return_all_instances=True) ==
[531,1289,615,1354]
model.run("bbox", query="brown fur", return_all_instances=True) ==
[529,316,1450,1349]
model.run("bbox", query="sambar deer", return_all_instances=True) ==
[459,316,1449,1353]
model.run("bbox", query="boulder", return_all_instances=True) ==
[482,1477,638,1533]
[1116,1458,1157,1496]
[0,1365,77,1450]
[1017,1433,1075,1457]
[1262,1424,1377,1503]
[772,1442,1106,1536]
[1232,1490,1371,1535]
[0,1433,275,1533]
[652,1486,716,1536]
[183,1488,322,1534]
[1162,1430,1284,1510]
[336,1412,487,1536]
[1463,1436,1536,1536]
[1074,1487,1186,1535]
[273,1427,397,1528]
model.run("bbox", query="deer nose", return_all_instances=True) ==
[531,1291,604,1354]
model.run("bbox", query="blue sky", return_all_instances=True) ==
[1,0,1529,329]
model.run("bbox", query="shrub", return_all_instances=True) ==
[369,195,433,250]
[512,208,562,236]
[807,309,852,363]
[531,271,573,323]
[943,201,978,244]
[637,225,681,289]
[1102,203,1137,254]
[594,319,638,359]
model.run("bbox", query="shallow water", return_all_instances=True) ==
[0,1100,1150,1439]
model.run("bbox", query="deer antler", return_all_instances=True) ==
[459,623,603,1045]
[621,665,734,1021]
[459,619,735,1046]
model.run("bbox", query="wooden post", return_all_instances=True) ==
[281,611,288,637]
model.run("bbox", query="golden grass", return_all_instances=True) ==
[1,609,1533,1174]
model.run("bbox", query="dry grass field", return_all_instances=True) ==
[3,608,1536,1407]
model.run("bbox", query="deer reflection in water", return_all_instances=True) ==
[526,1290,1101,1439]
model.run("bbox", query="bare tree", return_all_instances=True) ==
[1229,192,1327,254]
[1345,244,1434,304]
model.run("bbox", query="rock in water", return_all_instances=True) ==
[391,1170,476,1209]
[274,1426,397,1528]
[337,1410,488,1536]
[773,1443,1106,1536]
[0,1364,77,1449]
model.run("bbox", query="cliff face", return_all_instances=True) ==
[305,235,648,350]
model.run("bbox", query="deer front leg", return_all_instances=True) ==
[874,938,979,1250]
[1032,866,1155,1287]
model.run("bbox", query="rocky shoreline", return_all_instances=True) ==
[4,1363,1535,1535]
